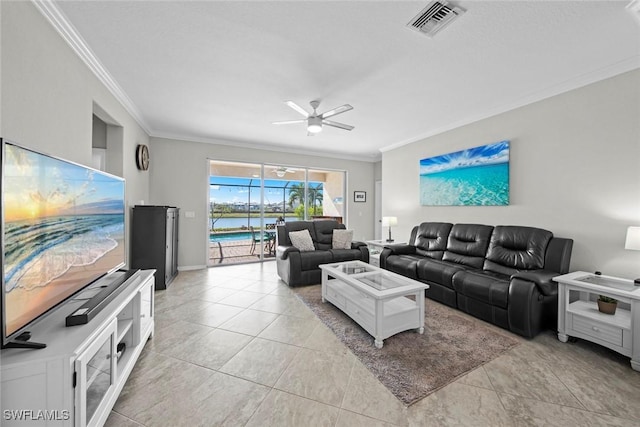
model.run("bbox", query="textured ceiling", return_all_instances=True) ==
[53,1,640,160]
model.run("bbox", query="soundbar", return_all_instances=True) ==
[66,269,140,327]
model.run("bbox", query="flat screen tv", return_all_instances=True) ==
[1,139,126,348]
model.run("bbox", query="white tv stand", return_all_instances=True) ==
[1,269,155,427]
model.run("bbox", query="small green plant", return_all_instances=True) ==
[598,295,617,304]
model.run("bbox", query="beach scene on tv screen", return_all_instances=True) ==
[419,141,510,206]
[3,144,125,337]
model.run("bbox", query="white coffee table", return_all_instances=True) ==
[320,261,429,348]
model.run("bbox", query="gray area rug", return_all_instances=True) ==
[292,285,521,406]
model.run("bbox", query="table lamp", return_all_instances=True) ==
[382,216,398,243]
[625,226,640,285]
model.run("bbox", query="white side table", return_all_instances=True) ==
[365,240,406,267]
[553,271,640,371]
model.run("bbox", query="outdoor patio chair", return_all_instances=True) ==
[265,224,277,255]
[249,226,271,255]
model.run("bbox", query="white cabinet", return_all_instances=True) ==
[554,271,640,371]
[1,270,155,426]
[365,240,405,267]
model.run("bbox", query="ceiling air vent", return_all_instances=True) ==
[407,1,466,37]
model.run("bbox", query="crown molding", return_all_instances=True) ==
[151,131,381,163]
[628,0,640,24]
[32,0,151,134]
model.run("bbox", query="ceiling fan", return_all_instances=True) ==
[272,100,354,135]
[272,167,296,178]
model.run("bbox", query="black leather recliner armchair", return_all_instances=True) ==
[276,220,369,286]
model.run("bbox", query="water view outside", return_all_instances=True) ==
[212,217,269,229]
[209,176,324,231]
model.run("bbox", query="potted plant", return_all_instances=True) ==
[597,295,618,315]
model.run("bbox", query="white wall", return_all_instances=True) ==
[149,137,376,269]
[1,1,150,266]
[382,69,640,279]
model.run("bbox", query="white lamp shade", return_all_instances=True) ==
[625,226,640,251]
[381,216,398,227]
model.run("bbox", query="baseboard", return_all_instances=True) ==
[177,265,207,271]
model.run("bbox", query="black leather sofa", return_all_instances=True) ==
[276,220,369,286]
[379,222,573,338]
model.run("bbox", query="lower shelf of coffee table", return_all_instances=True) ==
[324,279,422,345]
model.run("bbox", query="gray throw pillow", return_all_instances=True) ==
[289,229,315,252]
[332,229,353,249]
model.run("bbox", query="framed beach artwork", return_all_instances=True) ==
[419,140,510,206]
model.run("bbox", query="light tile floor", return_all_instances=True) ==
[106,262,640,427]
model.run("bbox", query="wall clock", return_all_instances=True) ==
[135,144,149,171]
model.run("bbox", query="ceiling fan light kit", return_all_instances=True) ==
[307,116,323,133]
[273,167,295,178]
[273,100,354,135]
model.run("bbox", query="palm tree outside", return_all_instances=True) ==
[287,183,306,210]
[308,183,323,215]
[288,182,324,218]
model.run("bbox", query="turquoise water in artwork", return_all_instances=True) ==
[420,163,509,206]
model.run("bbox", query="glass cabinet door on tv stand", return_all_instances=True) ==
[76,319,117,426]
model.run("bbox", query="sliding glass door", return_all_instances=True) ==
[208,160,345,266]
[208,161,263,266]
[308,168,345,223]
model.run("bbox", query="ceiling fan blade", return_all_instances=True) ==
[272,119,306,125]
[320,104,353,119]
[285,101,309,118]
[323,120,354,131]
